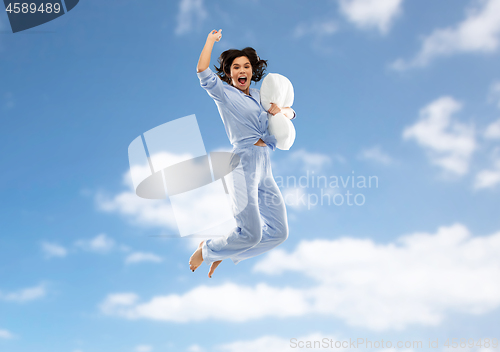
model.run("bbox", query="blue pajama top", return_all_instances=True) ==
[197,67,295,151]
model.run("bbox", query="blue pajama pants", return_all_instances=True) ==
[201,144,289,266]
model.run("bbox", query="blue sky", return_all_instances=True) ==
[1,0,500,351]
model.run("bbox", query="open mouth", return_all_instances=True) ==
[237,77,247,86]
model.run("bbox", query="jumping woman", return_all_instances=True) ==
[189,29,296,278]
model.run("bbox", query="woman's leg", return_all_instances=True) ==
[200,147,264,266]
[229,150,289,264]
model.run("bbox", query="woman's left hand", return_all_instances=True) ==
[268,103,281,116]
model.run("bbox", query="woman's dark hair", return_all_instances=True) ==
[214,47,268,85]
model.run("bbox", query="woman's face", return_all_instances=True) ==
[229,56,252,94]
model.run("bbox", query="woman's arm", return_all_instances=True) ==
[197,29,222,73]
[281,107,295,119]
[268,103,296,119]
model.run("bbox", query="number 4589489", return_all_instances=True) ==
[444,338,498,349]
[5,2,62,14]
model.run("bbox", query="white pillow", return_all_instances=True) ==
[260,73,296,150]
[267,112,296,150]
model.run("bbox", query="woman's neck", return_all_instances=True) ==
[230,82,250,96]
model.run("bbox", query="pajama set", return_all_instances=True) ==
[197,67,295,266]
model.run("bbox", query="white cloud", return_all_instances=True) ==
[338,0,404,34]
[0,329,14,339]
[484,119,500,139]
[96,177,230,251]
[96,153,182,231]
[101,293,138,309]
[41,241,67,258]
[126,151,194,191]
[254,223,500,331]
[293,20,338,39]
[357,145,393,164]
[474,168,500,188]
[97,156,249,251]
[135,345,153,352]
[175,0,207,36]
[125,252,163,264]
[99,223,500,331]
[99,283,311,322]
[474,147,500,189]
[75,233,116,253]
[391,0,500,70]
[188,332,369,352]
[285,149,334,171]
[96,190,178,230]
[0,284,46,303]
[402,96,476,175]
[216,333,341,352]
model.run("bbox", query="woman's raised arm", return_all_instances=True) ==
[197,29,222,73]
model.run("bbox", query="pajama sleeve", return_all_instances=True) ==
[197,67,226,104]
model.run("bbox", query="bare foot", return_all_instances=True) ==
[208,260,222,278]
[189,241,204,272]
